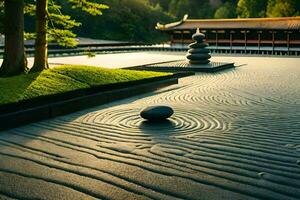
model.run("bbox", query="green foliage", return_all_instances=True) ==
[237,0,268,18]
[149,0,171,11]
[67,0,108,15]
[49,13,81,29]
[190,0,214,19]
[3,0,300,44]
[24,3,35,15]
[23,0,107,47]
[47,2,81,47]
[0,65,170,105]
[214,2,237,19]
[48,29,78,47]
[168,0,214,19]
[168,0,190,18]
[236,0,300,18]
[266,0,299,17]
[86,51,96,57]
[168,0,177,16]
[0,1,3,33]
[59,0,174,42]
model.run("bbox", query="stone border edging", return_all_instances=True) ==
[127,61,235,73]
[0,72,193,131]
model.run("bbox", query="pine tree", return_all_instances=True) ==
[29,0,108,72]
[0,0,28,77]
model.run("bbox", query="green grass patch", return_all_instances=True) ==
[0,65,171,105]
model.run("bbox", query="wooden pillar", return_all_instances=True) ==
[181,31,184,48]
[272,31,275,55]
[244,30,247,53]
[230,31,233,53]
[215,31,218,49]
[287,31,291,55]
[258,31,261,54]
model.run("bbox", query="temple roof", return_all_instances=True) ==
[156,15,300,31]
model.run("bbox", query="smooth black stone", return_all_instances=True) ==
[186,53,211,60]
[140,106,174,121]
[188,42,208,49]
[188,48,210,54]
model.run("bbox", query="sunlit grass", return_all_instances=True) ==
[0,65,170,105]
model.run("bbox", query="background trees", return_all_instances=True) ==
[1,0,299,45]
[151,0,299,19]
[0,0,299,76]
[266,0,299,17]
[167,0,214,19]
[214,2,237,19]
[58,0,173,42]
[236,0,268,18]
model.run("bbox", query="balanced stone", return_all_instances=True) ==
[140,106,174,121]
[186,28,211,65]
[188,48,210,54]
[188,42,208,49]
[187,54,211,60]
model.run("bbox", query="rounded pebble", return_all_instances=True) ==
[140,106,174,121]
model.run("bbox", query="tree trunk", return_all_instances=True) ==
[31,0,48,72]
[0,0,27,77]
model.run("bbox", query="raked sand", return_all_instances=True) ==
[0,56,300,199]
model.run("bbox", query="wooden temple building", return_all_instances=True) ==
[156,15,300,55]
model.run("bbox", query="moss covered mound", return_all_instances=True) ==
[0,65,170,105]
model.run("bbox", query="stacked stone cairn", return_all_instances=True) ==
[186,28,211,64]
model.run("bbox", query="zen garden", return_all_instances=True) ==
[0,0,300,199]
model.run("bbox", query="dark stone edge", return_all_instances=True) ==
[128,62,235,73]
[0,72,194,131]
[124,59,184,70]
[0,72,188,114]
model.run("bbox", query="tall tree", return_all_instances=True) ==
[0,0,27,77]
[31,0,48,72]
[30,0,108,73]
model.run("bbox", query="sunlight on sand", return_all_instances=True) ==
[0,54,299,199]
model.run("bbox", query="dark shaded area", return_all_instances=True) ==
[139,119,177,138]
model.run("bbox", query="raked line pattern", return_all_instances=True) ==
[0,62,299,200]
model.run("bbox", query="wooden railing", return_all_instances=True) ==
[172,39,300,45]
[0,41,299,58]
